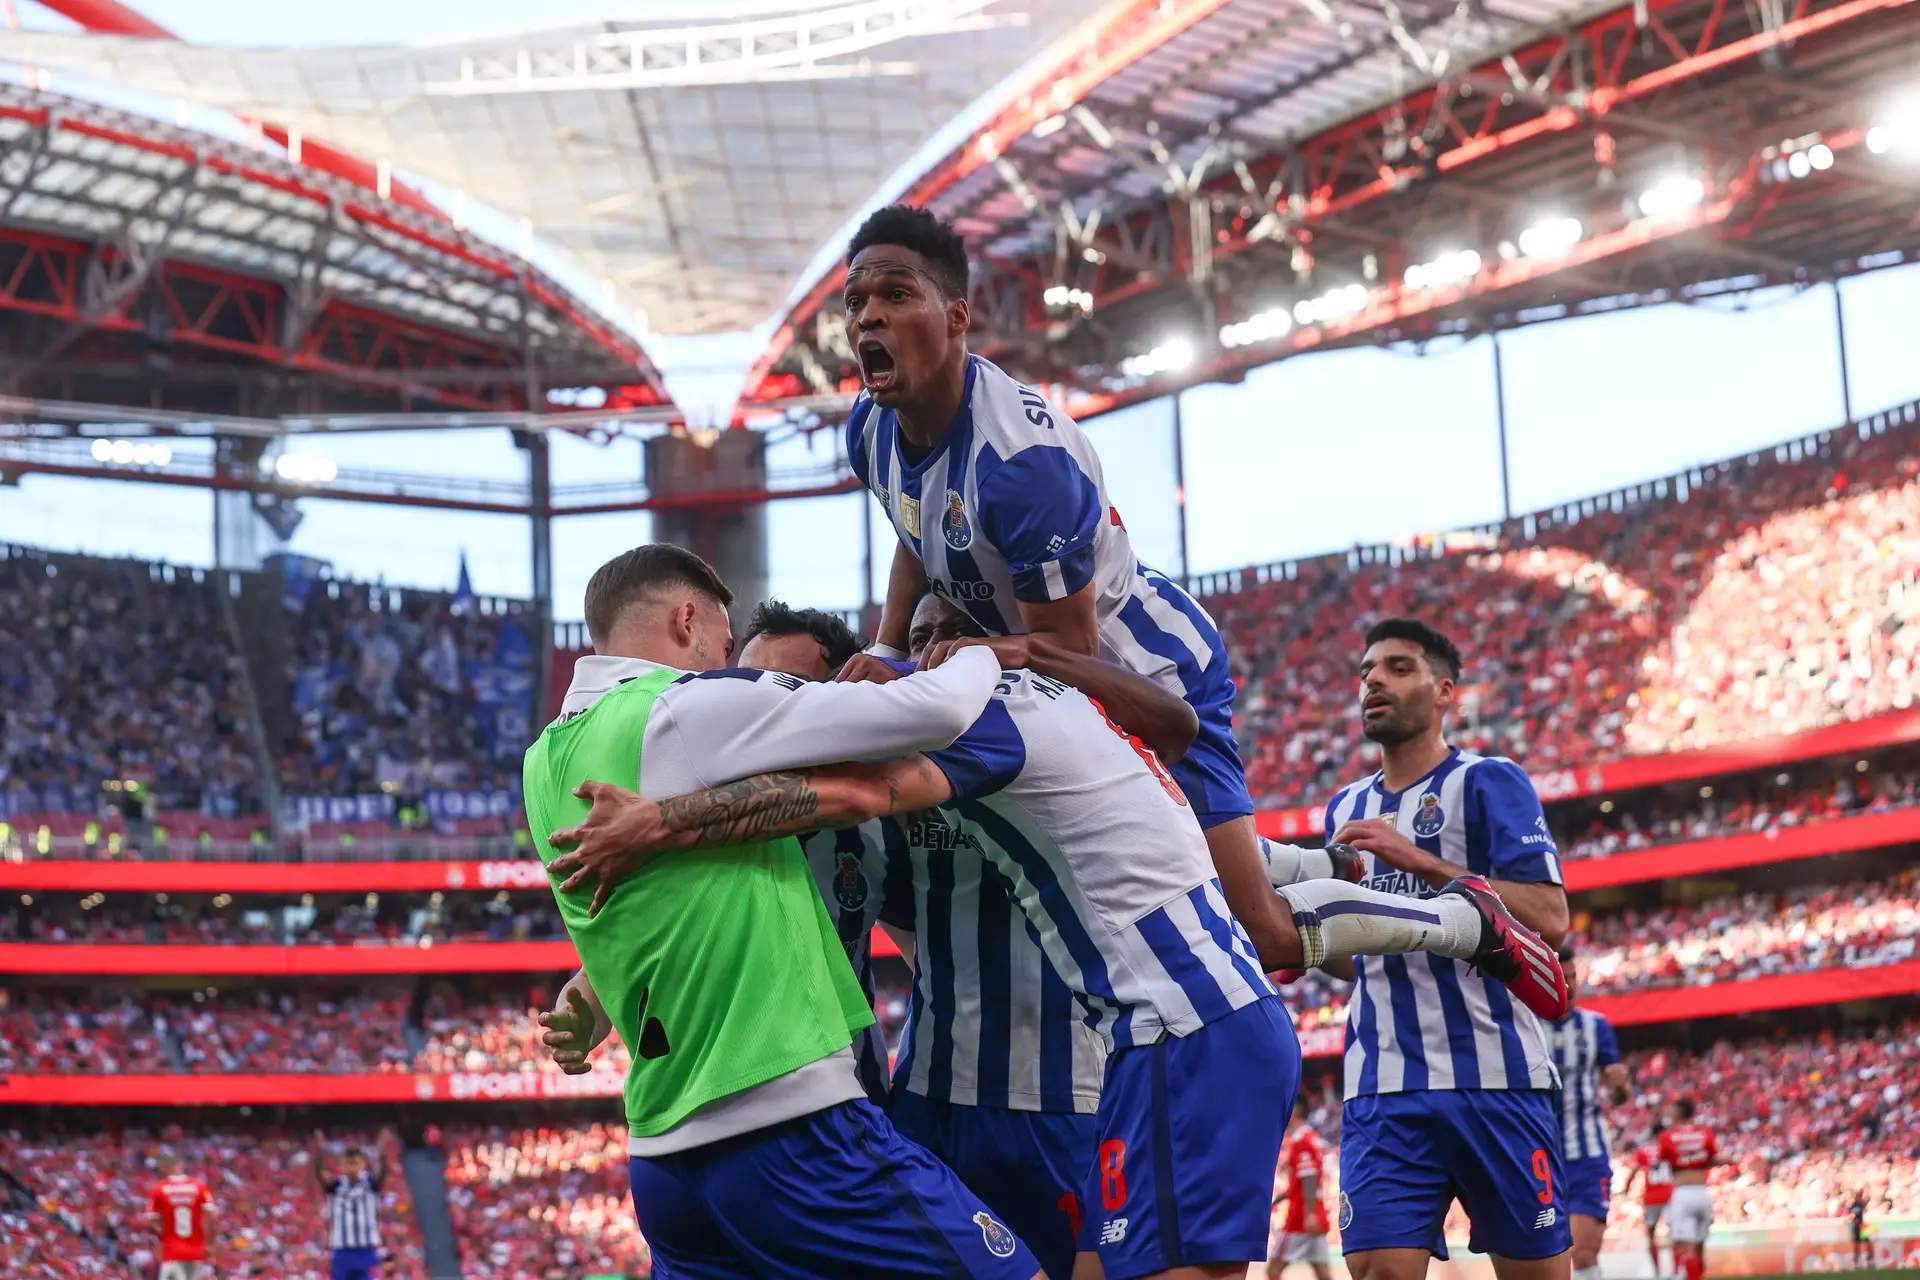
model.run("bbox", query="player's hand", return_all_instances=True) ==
[538,986,599,1075]
[835,653,909,684]
[1330,818,1431,875]
[547,781,669,917]
[919,635,1032,671]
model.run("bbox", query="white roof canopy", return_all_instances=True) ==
[0,0,1113,335]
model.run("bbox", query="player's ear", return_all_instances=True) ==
[946,295,969,339]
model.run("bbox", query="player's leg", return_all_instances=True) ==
[1643,1204,1665,1278]
[1078,998,1298,1280]
[891,1089,1097,1280]
[1563,1155,1611,1280]
[673,1098,1045,1280]
[1440,1088,1572,1280]
[1338,1092,1457,1280]
[627,1147,760,1279]
[1666,1188,1711,1280]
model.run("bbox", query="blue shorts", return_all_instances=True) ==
[627,1099,1040,1280]
[889,1089,1099,1280]
[330,1247,378,1280]
[1564,1153,1614,1221]
[1339,1089,1572,1261]
[1080,996,1297,1280]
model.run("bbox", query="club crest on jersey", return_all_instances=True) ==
[1410,792,1446,838]
[1338,1193,1354,1231]
[942,490,974,550]
[899,493,920,539]
[833,851,869,912]
[973,1211,1017,1258]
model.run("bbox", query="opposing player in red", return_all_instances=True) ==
[1629,1127,1675,1279]
[1657,1099,1719,1280]
[148,1156,215,1280]
[1267,1095,1333,1280]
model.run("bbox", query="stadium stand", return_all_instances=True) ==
[444,1124,653,1279]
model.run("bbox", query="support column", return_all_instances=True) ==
[1491,331,1514,524]
[1833,278,1854,425]
[1172,391,1191,585]
[516,429,554,714]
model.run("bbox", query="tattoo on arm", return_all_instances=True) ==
[658,772,824,845]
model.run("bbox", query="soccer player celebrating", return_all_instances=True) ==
[547,593,1568,1280]
[1268,1096,1332,1280]
[1549,946,1628,1280]
[148,1157,213,1280]
[522,547,1043,1279]
[1322,618,1574,1280]
[838,204,1302,979]
[1658,1098,1719,1280]
[311,1131,385,1280]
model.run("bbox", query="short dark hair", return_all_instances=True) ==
[1673,1097,1695,1121]
[739,599,864,674]
[583,544,732,649]
[846,204,969,301]
[1558,942,1576,965]
[1364,618,1463,682]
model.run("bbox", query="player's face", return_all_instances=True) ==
[1358,637,1451,745]
[343,1153,366,1177]
[843,246,965,409]
[684,597,735,673]
[738,632,830,682]
[907,594,984,661]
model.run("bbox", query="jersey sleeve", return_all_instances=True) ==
[1656,1131,1676,1164]
[877,823,916,931]
[1595,1015,1620,1067]
[844,398,876,489]
[640,647,1003,797]
[973,444,1103,604]
[924,699,1027,802]
[1464,758,1562,884]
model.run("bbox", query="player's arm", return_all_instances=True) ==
[548,758,955,915]
[976,441,1105,656]
[1603,1062,1631,1106]
[1014,589,1100,656]
[922,634,1199,763]
[539,969,613,1073]
[871,541,926,654]
[1599,1017,1629,1104]
[309,1131,330,1189]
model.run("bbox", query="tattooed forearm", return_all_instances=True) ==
[656,772,824,846]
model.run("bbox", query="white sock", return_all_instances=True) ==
[1260,837,1337,887]
[1574,1267,1604,1280]
[1275,880,1483,968]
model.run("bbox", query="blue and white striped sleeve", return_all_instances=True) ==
[924,699,1028,801]
[973,444,1103,604]
[1464,758,1563,885]
[844,397,876,489]
[1595,1014,1621,1067]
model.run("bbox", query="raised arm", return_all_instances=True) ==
[548,757,954,916]
[923,634,1198,763]
[646,645,1001,793]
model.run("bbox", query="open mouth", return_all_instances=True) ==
[1363,694,1393,715]
[858,339,898,392]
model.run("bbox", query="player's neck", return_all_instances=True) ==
[894,353,970,454]
[1378,729,1451,793]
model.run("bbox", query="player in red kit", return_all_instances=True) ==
[1630,1127,1675,1279]
[148,1157,215,1280]
[1268,1095,1333,1280]
[1657,1098,1719,1280]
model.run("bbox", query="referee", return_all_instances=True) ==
[311,1129,385,1280]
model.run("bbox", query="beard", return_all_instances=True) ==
[1361,705,1427,745]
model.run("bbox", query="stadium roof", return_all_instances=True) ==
[0,0,1120,337]
[740,0,1920,419]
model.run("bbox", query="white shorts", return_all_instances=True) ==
[1644,1201,1667,1230]
[1268,1231,1330,1265]
[1668,1184,1713,1244]
[159,1263,209,1280]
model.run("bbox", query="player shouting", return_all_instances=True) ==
[1659,1098,1719,1280]
[547,592,1568,1280]
[1321,619,1574,1280]
[837,204,1301,980]
[148,1157,214,1280]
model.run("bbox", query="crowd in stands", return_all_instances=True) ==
[444,1124,652,1278]
[0,1126,428,1279]
[1582,873,1919,994]
[0,549,264,820]
[1210,414,1920,805]
[0,890,563,947]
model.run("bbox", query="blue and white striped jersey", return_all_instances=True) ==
[891,810,1104,1114]
[846,355,1229,706]
[325,1173,382,1251]
[801,821,912,1105]
[1551,1007,1620,1161]
[926,670,1273,1051]
[1323,748,1563,1099]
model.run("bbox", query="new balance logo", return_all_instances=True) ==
[1100,1218,1129,1245]
[1535,1208,1558,1229]
[633,986,671,1060]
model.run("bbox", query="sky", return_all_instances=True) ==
[3,3,1919,618]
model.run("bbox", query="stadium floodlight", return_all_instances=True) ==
[90,438,111,462]
[274,453,340,485]
[1044,285,1095,313]
[1219,306,1293,349]
[1517,216,1583,260]
[1292,283,1370,327]
[1402,249,1482,291]
[1866,98,1920,156]
[1635,173,1706,221]
[1119,337,1196,380]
